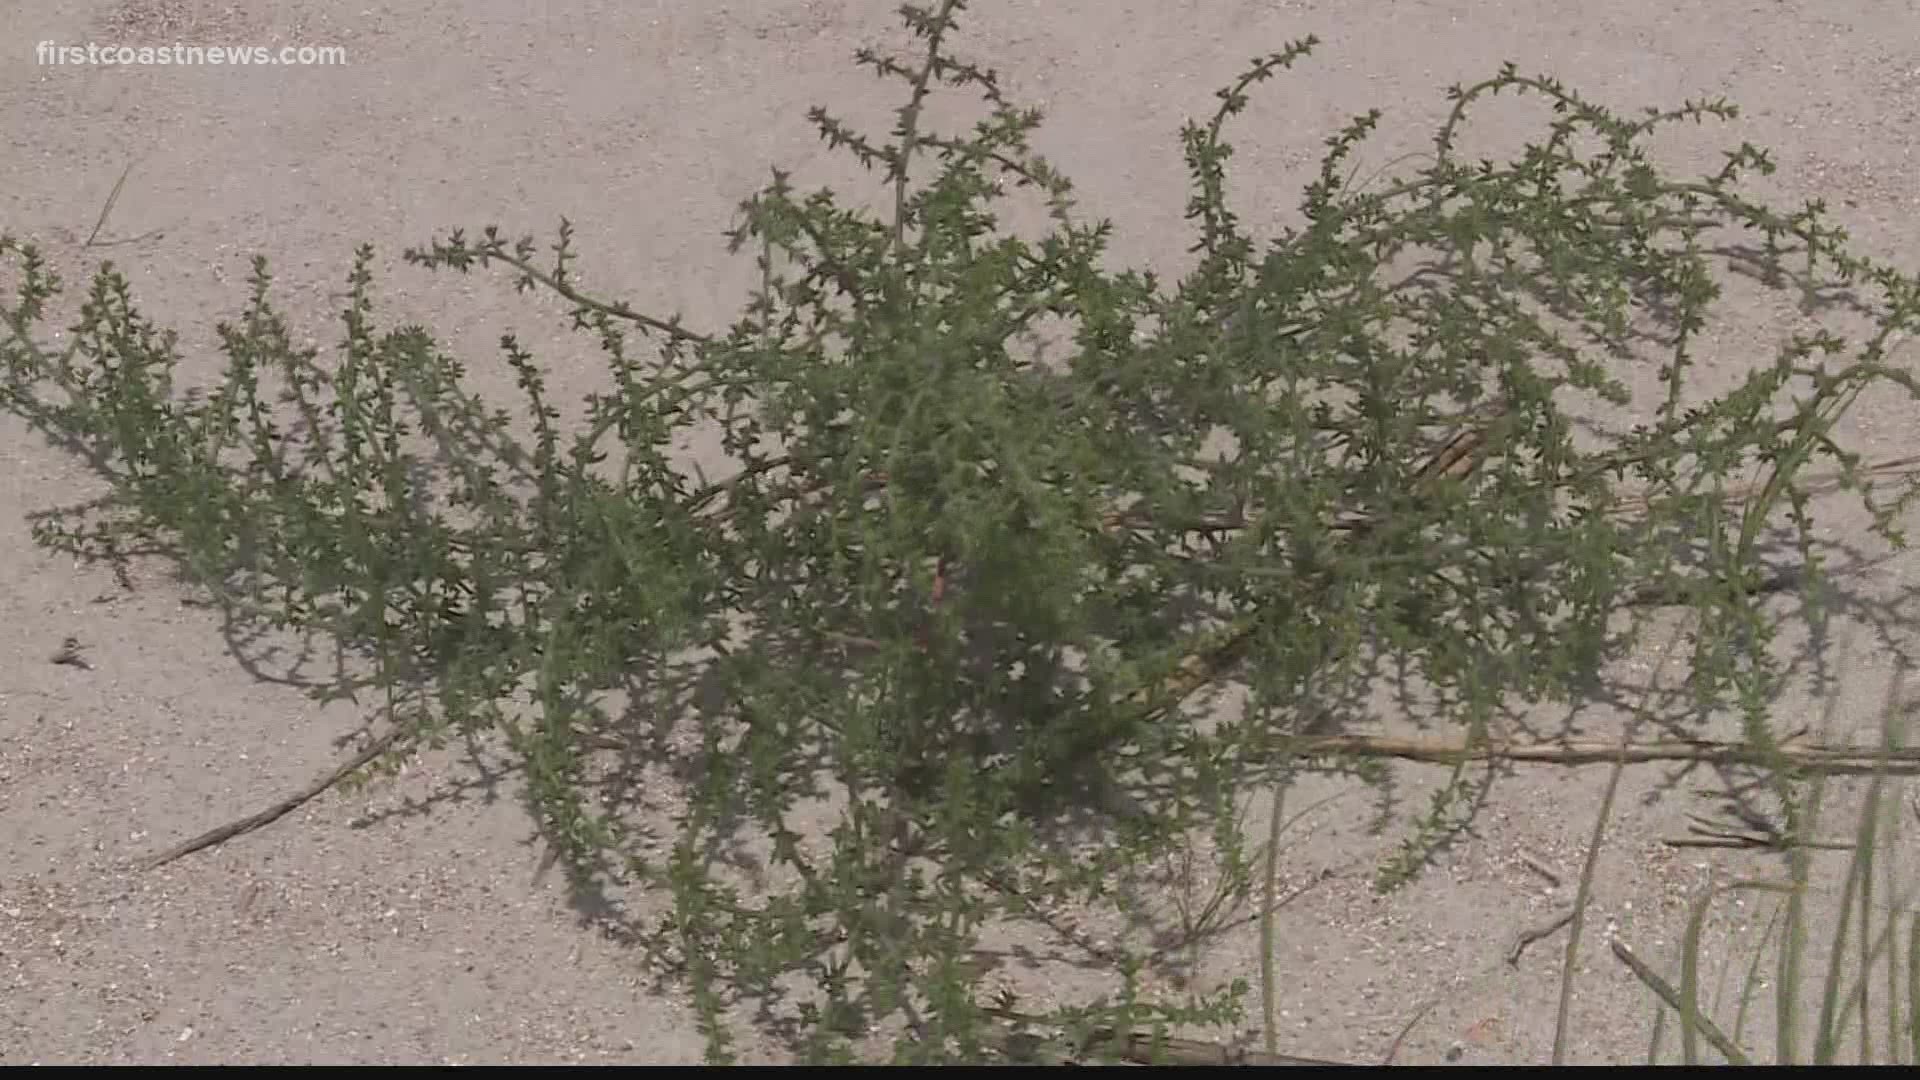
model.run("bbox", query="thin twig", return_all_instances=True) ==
[1662,833,1855,852]
[1518,852,1563,888]
[1380,996,1441,1066]
[1267,734,1920,775]
[83,162,133,249]
[119,663,1918,874]
[1510,906,1576,966]
[1663,812,1855,852]
[137,729,402,871]
[1610,937,1752,1065]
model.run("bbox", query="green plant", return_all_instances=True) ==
[7,1,1920,1063]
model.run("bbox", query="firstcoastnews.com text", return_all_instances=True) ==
[35,41,348,66]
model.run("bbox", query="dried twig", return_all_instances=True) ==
[1609,937,1751,1065]
[1507,906,1576,965]
[1264,734,1920,776]
[137,729,402,871]
[1661,811,1854,851]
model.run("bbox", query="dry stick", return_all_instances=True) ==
[1509,906,1577,966]
[1663,818,1857,851]
[1663,833,1855,851]
[1611,937,1752,1065]
[137,729,401,871]
[1380,998,1442,1067]
[1265,735,1920,775]
[134,725,1910,874]
[81,161,131,248]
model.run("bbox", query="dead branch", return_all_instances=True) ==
[1268,733,1920,776]
[1506,906,1576,966]
[1609,937,1751,1065]
[137,728,402,871]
